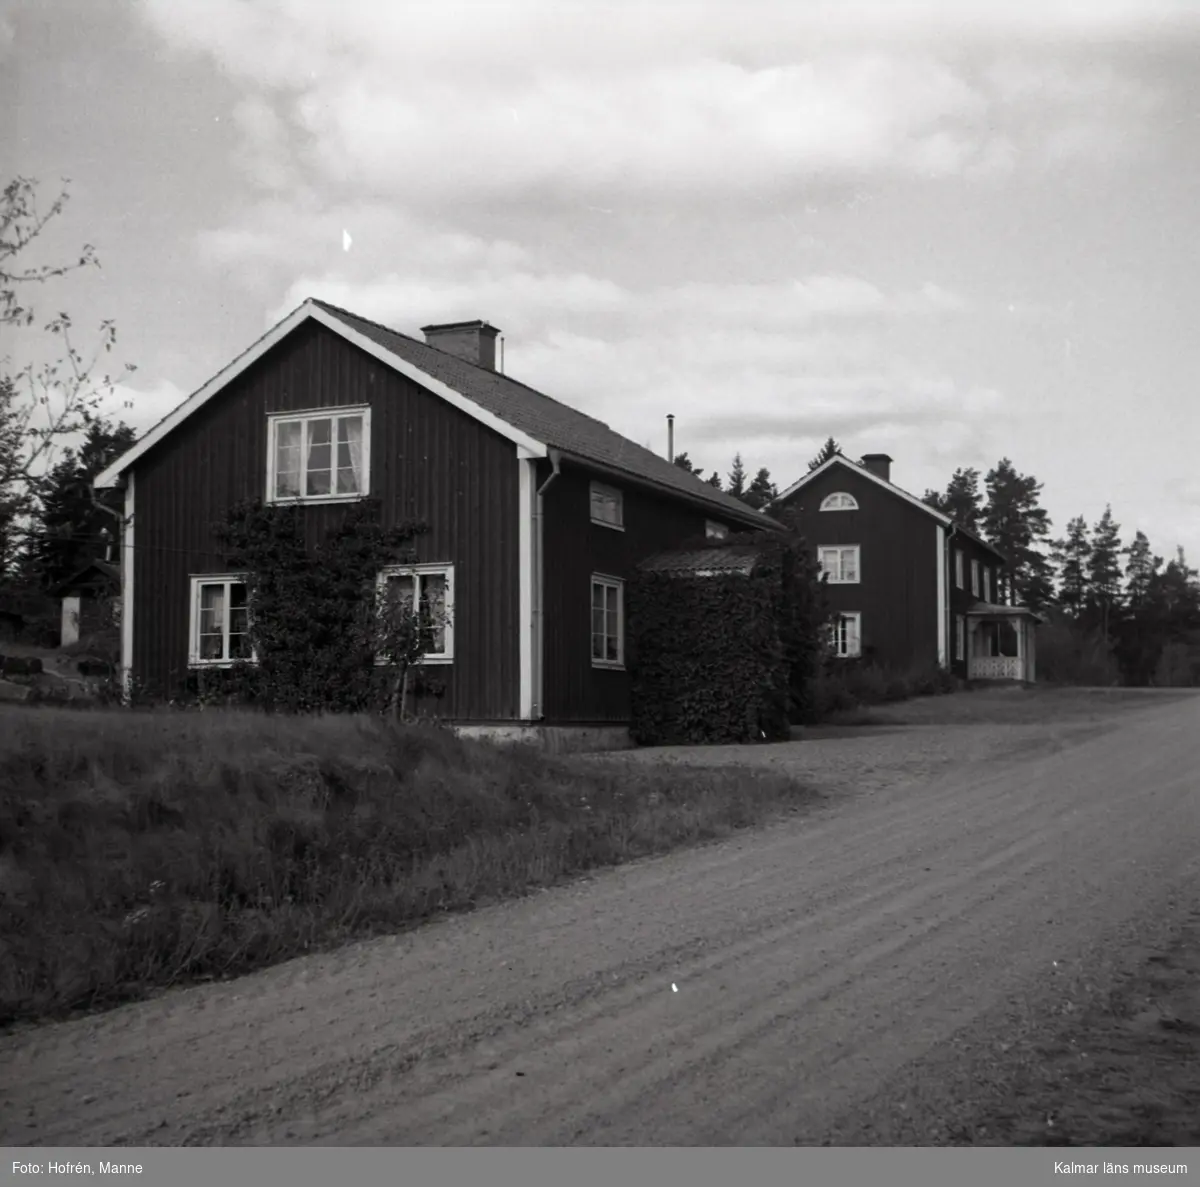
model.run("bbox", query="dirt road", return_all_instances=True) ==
[2,694,1198,1145]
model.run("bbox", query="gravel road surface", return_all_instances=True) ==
[2,693,1197,1145]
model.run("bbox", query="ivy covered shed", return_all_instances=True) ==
[628,541,793,746]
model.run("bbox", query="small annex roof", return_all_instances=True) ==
[639,544,765,578]
[51,559,121,597]
[94,299,774,530]
[770,453,1006,562]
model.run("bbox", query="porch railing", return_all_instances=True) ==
[969,655,1022,680]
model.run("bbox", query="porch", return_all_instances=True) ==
[966,603,1043,683]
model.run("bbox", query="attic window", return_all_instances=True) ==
[820,492,858,511]
[705,520,729,540]
[590,481,624,530]
[268,407,370,503]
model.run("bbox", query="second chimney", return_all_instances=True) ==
[861,453,893,482]
[421,320,501,370]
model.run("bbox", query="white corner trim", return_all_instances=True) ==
[120,472,135,699]
[95,300,548,488]
[518,457,536,719]
[936,524,947,668]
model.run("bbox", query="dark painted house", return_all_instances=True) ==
[770,453,1041,681]
[94,299,775,733]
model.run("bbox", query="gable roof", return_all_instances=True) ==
[771,453,1006,561]
[52,559,121,597]
[95,299,772,528]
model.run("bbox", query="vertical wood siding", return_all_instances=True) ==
[540,463,714,723]
[132,321,519,718]
[775,469,941,671]
[948,533,1007,678]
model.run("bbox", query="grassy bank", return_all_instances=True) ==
[0,705,815,1026]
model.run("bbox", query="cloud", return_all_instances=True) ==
[138,0,1181,212]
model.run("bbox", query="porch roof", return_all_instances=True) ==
[966,600,1044,623]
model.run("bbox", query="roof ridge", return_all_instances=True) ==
[312,297,621,435]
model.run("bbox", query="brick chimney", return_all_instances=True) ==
[861,453,893,482]
[420,320,500,370]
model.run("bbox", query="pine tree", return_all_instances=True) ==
[673,452,701,475]
[1049,515,1091,617]
[744,467,777,510]
[727,453,747,498]
[981,458,1054,610]
[807,437,842,472]
[923,467,983,533]
[1084,504,1123,640]
[706,471,722,489]
[1123,530,1161,609]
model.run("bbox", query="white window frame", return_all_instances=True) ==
[818,545,861,584]
[375,563,456,664]
[970,558,981,598]
[705,519,729,541]
[589,481,624,530]
[188,575,256,668]
[955,614,965,661]
[828,612,862,658]
[591,574,625,669]
[266,405,371,505]
[954,548,965,590]
[819,491,859,511]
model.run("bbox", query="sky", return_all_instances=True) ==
[3,0,1199,565]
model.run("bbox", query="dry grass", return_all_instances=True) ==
[0,704,816,1026]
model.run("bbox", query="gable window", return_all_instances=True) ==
[828,612,862,658]
[189,576,253,666]
[268,407,370,503]
[705,519,729,541]
[818,545,860,584]
[589,481,624,530]
[375,564,455,662]
[819,492,859,511]
[970,558,981,598]
[591,575,624,667]
[954,548,964,590]
[955,614,966,661]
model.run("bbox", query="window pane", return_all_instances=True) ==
[305,419,332,495]
[336,416,363,494]
[275,421,302,497]
[385,574,415,614]
[420,573,447,652]
[199,584,225,659]
[842,550,857,581]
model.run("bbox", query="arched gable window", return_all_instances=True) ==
[820,492,859,511]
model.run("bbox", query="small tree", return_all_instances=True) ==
[1,177,136,538]
[706,471,722,489]
[673,452,702,475]
[1084,504,1122,643]
[360,573,453,720]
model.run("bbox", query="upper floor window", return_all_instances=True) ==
[984,567,993,603]
[954,548,964,590]
[268,407,370,503]
[971,558,981,598]
[189,575,254,667]
[820,492,859,511]
[589,481,624,530]
[705,519,729,541]
[818,545,860,584]
[375,564,455,663]
[591,575,624,668]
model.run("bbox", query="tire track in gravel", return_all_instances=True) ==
[1,697,1197,1145]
